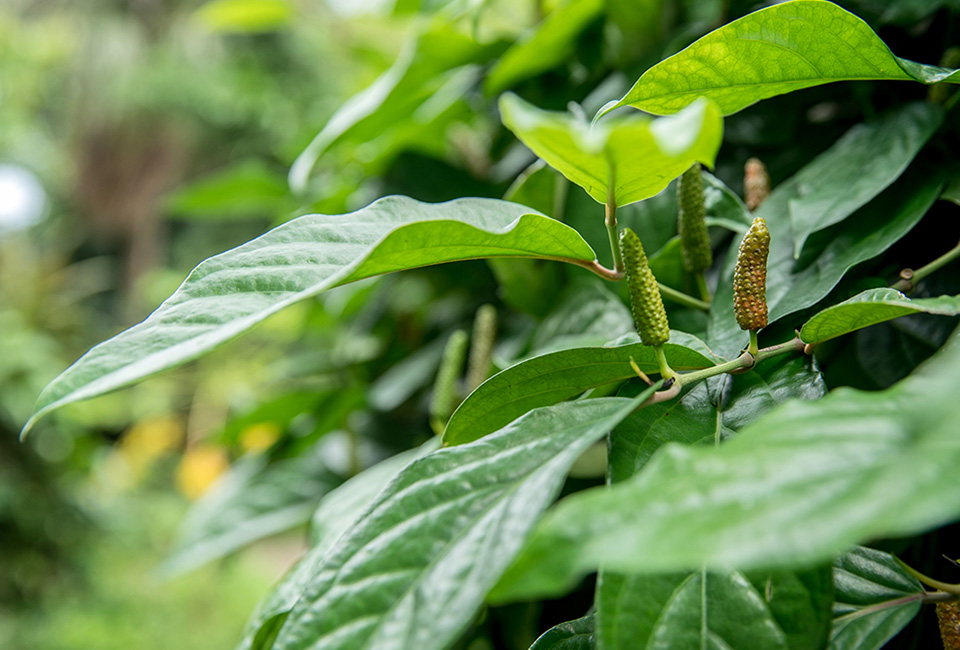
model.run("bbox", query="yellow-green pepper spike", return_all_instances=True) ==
[619,228,670,347]
[733,217,771,331]
[677,163,712,273]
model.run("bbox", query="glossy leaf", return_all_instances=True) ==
[236,442,438,650]
[829,547,923,650]
[788,103,941,257]
[161,440,342,576]
[499,93,722,207]
[492,327,960,601]
[526,282,634,358]
[801,288,960,344]
[24,197,598,436]
[708,164,943,358]
[597,355,830,650]
[529,614,594,650]
[269,392,657,650]
[443,333,715,446]
[485,0,604,95]
[608,0,960,116]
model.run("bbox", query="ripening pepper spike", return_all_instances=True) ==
[430,329,468,431]
[939,600,960,650]
[744,158,771,212]
[619,228,670,346]
[677,163,712,273]
[733,217,770,331]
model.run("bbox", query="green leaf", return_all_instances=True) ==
[608,0,960,116]
[161,440,342,576]
[788,103,942,257]
[485,0,604,95]
[236,442,438,650]
[596,355,830,650]
[801,288,960,345]
[492,326,960,601]
[443,333,716,446]
[707,164,943,358]
[529,614,594,650]
[526,282,634,358]
[269,391,658,650]
[829,547,923,650]
[596,568,832,650]
[942,176,960,206]
[23,196,597,436]
[166,159,292,220]
[289,21,499,192]
[499,93,723,207]
[194,0,292,33]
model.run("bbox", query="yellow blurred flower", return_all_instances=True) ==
[239,422,280,453]
[176,445,230,500]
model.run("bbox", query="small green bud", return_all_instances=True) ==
[430,329,468,432]
[744,158,771,212]
[677,163,712,273]
[733,217,770,331]
[619,228,670,346]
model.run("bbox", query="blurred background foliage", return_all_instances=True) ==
[1,0,959,648]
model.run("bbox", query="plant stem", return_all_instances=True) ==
[654,345,676,380]
[833,591,957,625]
[896,558,960,595]
[748,330,759,357]
[657,283,711,311]
[605,201,624,275]
[674,336,805,387]
[695,273,711,303]
[892,239,960,292]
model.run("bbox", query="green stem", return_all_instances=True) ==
[675,337,804,387]
[896,558,960,595]
[605,201,623,275]
[695,273,711,303]
[748,330,759,357]
[658,283,711,311]
[833,591,956,625]
[892,239,960,292]
[654,345,675,380]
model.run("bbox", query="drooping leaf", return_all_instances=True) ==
[492,326,960,602]
[529,614,595,650]
[236,441,439,650]
[801,288,960,345]
[596,355,830,650]
[443,332,716,446]
[485,0,604,95]
[707,164,943,358]
[829,546,924,650]
[499,93,723,207]
[161,439,343,576]
[788,103,941,257]
[268,391,658,650]
[607,0,960,116]
[24,197,598,436]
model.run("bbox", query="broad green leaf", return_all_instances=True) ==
[607,0,960,116]
[596,568,832,650]
[23,197,598,436]
[269,391,658,650]
[289,21,500,192]
[707,164,943,358]
[788,103,941,257]
[529,614,594,650]
[829,547,923,650]
[597,356,830,650]
[161,440,342,576]
[194,0,292,32]
[443,333,715,446]
[526,282,634,358]
[485,0,604,95]
[801,288,960,345]
[236,441,438,650]
[492,326,960,601]
[499,93,723,207]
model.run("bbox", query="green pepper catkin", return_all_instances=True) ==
[938,601,960,650]
[430,329,468,432]
[677,163,712,273]
[733,217,771,331]
[465,304,497,393]
[619,228,670,346]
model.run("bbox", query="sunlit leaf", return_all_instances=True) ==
[529,614,594,649]
[607,0,960,116]
[195,0,292,33]
[801,288,960,345]
[23,197,598,436]
[499,93,722,207]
